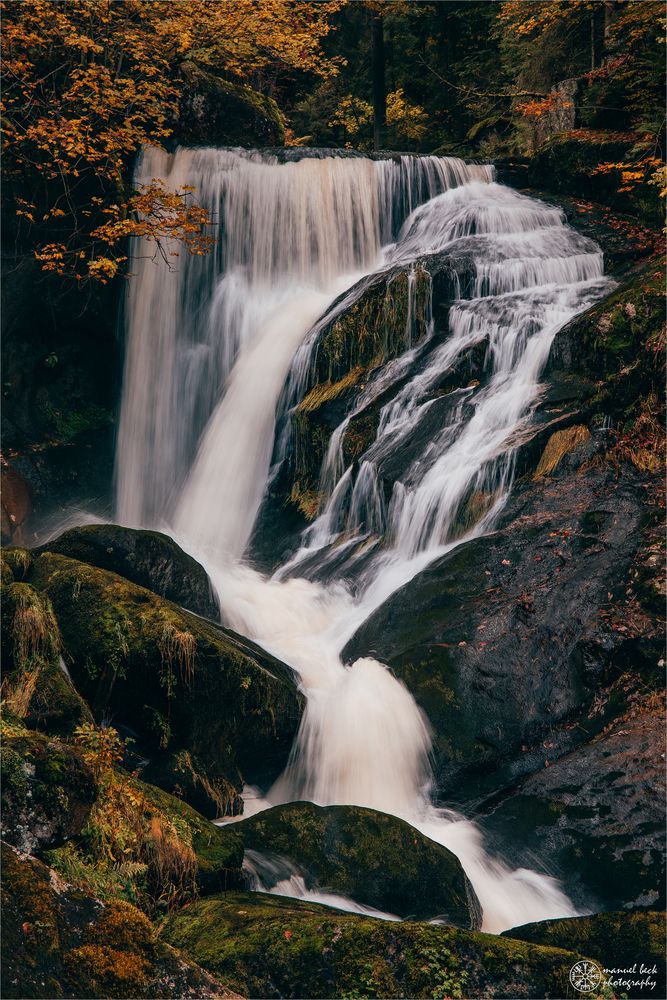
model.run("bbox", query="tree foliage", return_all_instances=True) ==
[2,0,343,282]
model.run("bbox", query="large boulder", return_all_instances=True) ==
[29,552,302,817]
[162,890,584,1000]
[1,841,235,1000]
[176,61,284,148]
[1,729,97,855]
[479,704,665,915]
[343,458,649,800]
[222,800,479,926]
[41,523,219,620]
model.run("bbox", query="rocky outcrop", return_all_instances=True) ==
[42,523,219,620]
[176,62,284,148]
[480,704,665,914]
[1,841,235,1000]
[222,800,479,926]
[29,552,302,816]
[162,890,586,1000]
[1,730,97,855]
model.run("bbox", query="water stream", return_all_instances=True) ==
[116,147,614,933]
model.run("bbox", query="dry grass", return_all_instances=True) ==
[158,622,196,688]
[611,393,665,474]
[533,424,591,479]
[1,667,41,718]
[297,366,364,413]
[9,586,61,667]
[290,481,323,520]
[142,813,198,909]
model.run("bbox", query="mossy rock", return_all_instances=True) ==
[3,545,32,580]
[224,800,479,926]
[40,523,219,620]
[139,780,244,895]
[0,579,92,735]
[0,729,97,854]
[162,890,584,999]
[528,132,662,228]
[0,841,234,999]
[504,911,666,999]
[30,552,302,816]
[176,60,284,147]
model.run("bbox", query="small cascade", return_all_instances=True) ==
[116,147,614,933]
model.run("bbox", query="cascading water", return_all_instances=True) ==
[116,146,614,933]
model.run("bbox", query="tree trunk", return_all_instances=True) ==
[372,13,386,151]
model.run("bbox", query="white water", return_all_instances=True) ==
[116,147,614,933]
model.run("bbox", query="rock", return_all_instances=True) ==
[1,257,120,533]
[1,463,31,545]
[176,61,284,147]
[30,552,302,817]
[343,459,648,800]
[162,890,584,1000]
[139,781,244,896]
[41,523,219,620]
[527,131,662,228]
[223,800,479,926]
[504,911,666,1000]
[0,841,236,999]
[1,729,97,854]
[479,705,666,915]
[0,580,92,735]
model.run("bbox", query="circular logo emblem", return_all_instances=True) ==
[569,960,603,993]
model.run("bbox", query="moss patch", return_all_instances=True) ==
[162,890,585,1000]
[29,552,301,815]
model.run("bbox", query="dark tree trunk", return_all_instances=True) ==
[372,13,386,151]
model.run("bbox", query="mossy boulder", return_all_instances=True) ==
[505,911,666,999]
[0,579,92,735]
[224,800,479,926]
[176,61,284,147]
[1,729,97,854]
[528,131,662,228]
[29,552,301,816]
[41,523,219,620]
[162,890,585,999]
[0,841,234,999]
[139,780,244,895]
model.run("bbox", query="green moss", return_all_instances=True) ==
[2,842,223,999]
[221,801,477,925]
[162,890,584,1000]
[139,779,244,894]
[29,552,301,815]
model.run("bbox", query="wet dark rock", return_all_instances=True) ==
[1,729,97,855]
[222,800,479,926]
[41,523,219,620]
[504,910,666,1000]
[162,889,585,1000]
[175,62,284,148]
[0,841,235,999]
[344,460,648,800]
[479,706,666,915]
[29,552,302,817]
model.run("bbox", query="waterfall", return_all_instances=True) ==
[116,146,614,933]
